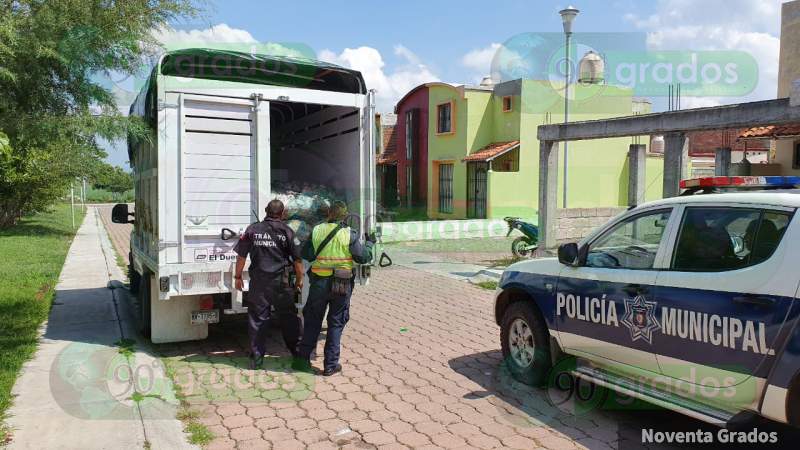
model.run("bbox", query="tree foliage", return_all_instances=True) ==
[0,0,200,227]
[90,161,133,193]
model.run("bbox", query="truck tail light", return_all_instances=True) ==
[159,276,170,292]
[181,272,222,291]
[199,295,214,310]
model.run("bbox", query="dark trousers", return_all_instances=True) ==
[298,273,352,370]
[247,276,302,358]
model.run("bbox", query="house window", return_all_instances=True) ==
[436,102,452,134]
[405,109,414,160]
[491,148,520,172]
[502,96,513,112]
[793,141,800,169]
[406,166,413,207]
[438,163,454,213]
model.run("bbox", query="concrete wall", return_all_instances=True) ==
[771,1,800,175]
[778,1,800,99]
[555,207,627,243]
[379,206,623,244]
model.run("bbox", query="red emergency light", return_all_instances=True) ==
[680,176,800,190]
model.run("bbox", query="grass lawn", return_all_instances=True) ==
[0,204,85,427]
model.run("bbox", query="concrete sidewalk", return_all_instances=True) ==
[384,247,504,283]
[6,207,194,450]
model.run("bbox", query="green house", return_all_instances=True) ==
[425,79,664,220]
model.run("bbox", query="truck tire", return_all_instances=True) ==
[128,251,141,295]
[501,301,551,386]
[137,272,152,338]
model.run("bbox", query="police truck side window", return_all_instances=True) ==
[585,210,671,269]
[672,207,792,271]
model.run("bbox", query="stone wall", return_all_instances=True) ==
[556,207,626,243]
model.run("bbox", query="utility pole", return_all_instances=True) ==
[559,6,579,209]
[70,183,75,229]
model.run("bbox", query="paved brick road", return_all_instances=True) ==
[98,206,702,450]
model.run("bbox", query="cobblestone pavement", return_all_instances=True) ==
[98,206,710,449]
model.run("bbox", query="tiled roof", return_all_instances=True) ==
[377,153,397,164]
[383,125,397,154]
[739,124,800,139]
[462,140,520,162]
[377,125,397,165]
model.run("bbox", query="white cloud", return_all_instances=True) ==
[150,24,307,58]
[152,23,258,46]
[461,43,501,73]
[625,0,783,106]
[319,45,439,112]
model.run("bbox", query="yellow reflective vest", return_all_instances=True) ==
[310,223,353,276]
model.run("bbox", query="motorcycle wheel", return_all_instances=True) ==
[512,237,532,258]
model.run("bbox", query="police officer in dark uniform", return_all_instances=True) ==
[293,201,374,376]
[233,199,304,370]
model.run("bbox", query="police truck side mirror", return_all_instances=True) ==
[111,203,134,224]
[558,242,580,266]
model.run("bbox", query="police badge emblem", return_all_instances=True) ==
[621,295,661,345]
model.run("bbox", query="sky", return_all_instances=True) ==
[102,0,789,167]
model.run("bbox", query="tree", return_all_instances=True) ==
[91,161,133,194]
[0,0,200,227]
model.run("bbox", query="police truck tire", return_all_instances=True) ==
[128,251,141,295]
[137,272,152,338]
[501,301,551,386]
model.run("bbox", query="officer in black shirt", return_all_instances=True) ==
[233,199,304,369]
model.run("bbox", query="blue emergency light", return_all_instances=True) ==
[680,176,800,190]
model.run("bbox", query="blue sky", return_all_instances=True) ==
[196,0,655,81]
[102,0,788,167]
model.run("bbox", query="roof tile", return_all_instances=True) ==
[739,124,800,139]
[462,140,520,162]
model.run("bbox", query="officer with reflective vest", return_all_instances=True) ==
[233,199,304,370]
[293,201,374,376]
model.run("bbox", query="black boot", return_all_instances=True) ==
[322,364,342,377]
[249,354,263,370]
[291,357,313,373]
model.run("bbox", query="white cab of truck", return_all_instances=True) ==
[111,49,378,343]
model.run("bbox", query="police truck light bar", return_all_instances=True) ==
[680,176,800,190]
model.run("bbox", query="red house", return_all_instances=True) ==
[394,84,430,210]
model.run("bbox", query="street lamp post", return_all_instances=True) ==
[559,6,579,209]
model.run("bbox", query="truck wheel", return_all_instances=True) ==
[137,273,152,338]
[128,251,141,295]
[501,301,551,386]
[511,237,532,258]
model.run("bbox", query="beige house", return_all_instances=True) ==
[739,0,800,172]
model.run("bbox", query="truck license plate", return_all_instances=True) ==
[191,310,219,324]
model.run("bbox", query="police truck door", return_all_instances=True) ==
[557,207,675,375]
[654,204,797,394]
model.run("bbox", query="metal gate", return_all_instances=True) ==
[467,162,488,219]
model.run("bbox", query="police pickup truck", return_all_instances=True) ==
[494,176,800,428]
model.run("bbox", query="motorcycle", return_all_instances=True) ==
[504,217,539,258]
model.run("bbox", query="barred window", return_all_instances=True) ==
[438,163,453,213]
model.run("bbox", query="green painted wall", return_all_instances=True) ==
[427,85,468,219]
[426,79,665,220]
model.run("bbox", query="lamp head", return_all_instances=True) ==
[559,6,580,34]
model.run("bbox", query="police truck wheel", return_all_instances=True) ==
[128,251,141,295]
[137,272,152,338]
[501,302,551,386]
